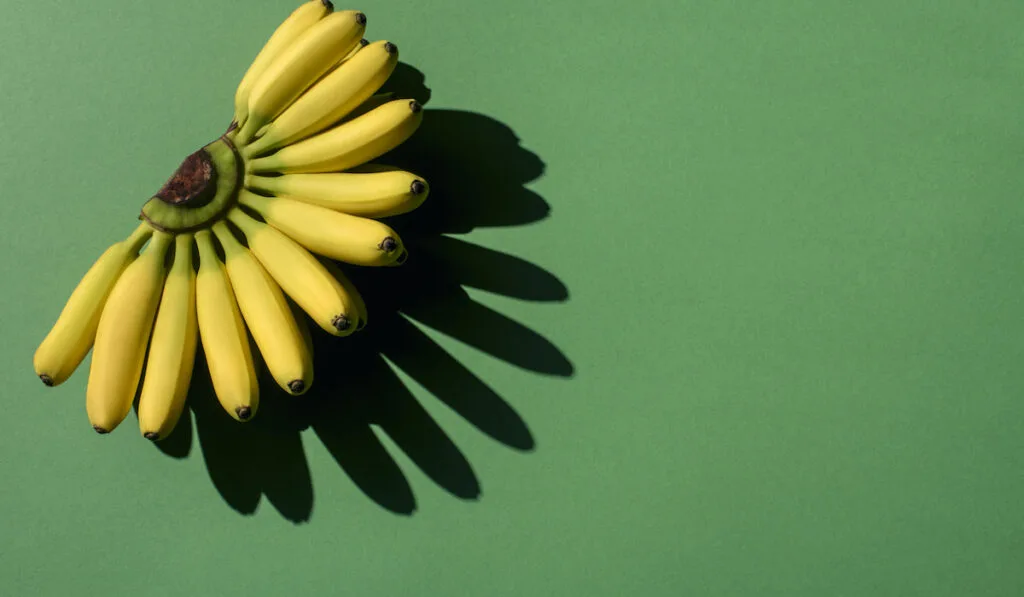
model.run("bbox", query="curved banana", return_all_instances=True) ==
[226,207,362,335]
[195,230,258,422]
[212,221,312,396]
[34,223,152,387]
[245,167,428,218]
[137,233,198,440]
[236,9,366,144]
[337,37,369,66]
[233,0,334,128]
[320,257,368,330]
[244,40,399,156]
[239,191,406,266]
[246,99,423,174]
[86,231,172,434]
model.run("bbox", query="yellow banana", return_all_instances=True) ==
[338,37,369,65]
[34,223,152,387]
[226,207,362,335]
[246,168,428,218]
[233,0,334,128]
[239,191,406,266]
[86,231,172,434]
[236,10,366,144]
[212,221,312,396]
[246,99,423,174]
[244,40,399,155]
[195,230,258,422]
[320,258,368,330]
[137,233,198,440]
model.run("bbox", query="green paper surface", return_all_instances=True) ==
[2,1,1023,595]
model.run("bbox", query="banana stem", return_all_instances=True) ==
[125,222,155,254]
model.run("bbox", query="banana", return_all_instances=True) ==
[195,230,258,422]
[244,40,399,156]
[245,168,427,217]
[338,37,369,65]
[34,223,152,387]
[86,231,172,434]
[212,221,312,396]
[238,191,406,266]
[233,1,334,129]
[320,258,368,330]
[340,92,395,123]
[226,207,362,335]
[137,233,198,440]
[246,99,423,174]
[236,10,366,144]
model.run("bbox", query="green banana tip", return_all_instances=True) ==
[38,374,54,387]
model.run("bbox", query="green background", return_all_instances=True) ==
[2,0,1023,595]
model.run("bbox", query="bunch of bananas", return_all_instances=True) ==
[33,1,429,439]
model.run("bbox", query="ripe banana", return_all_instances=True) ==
[86,231,172,434]
[195,230,258,421]
[244,40,399,156]
[212,221,312,395]
[320,257,368,330]
[34,223,152,387]
[226,207,363,335]
[236,9,367,144]
[233,0,334,128]
[238,191,406,266]
[245,99,423,174]
[137,233,198,440]
[245,167,427,217]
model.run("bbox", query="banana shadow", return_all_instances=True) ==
[152,63,573,521]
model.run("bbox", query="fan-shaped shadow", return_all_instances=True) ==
[152,62,573,521]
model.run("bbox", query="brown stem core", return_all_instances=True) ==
[155,148,218,207]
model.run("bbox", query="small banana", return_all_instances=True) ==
[239,191,406,266]
[236,9,366,144]
[227,207,363,335]
[195,230,258,422]
[137,233,198,440]
[245,167,427,217]
[244,40,399,156]
[34,223,152,387]
[212,221,312,396]
[86,231,172,434]
[233,0,334,128]
[246,99,423,174]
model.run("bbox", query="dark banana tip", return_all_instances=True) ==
[143,432,160,441]
[355,12,367,26]
[332,314,352,332]
[379,236,399,252]
[393,250,409,265]
[92,425,110,435]
[39,374,54,387]
[322,0,334,10]
[384,42,398,54]
[288,380,305,394]
[236,406,252,421]
[360,38,370,47]
[409,100,423,114]
[410,180,427,195]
